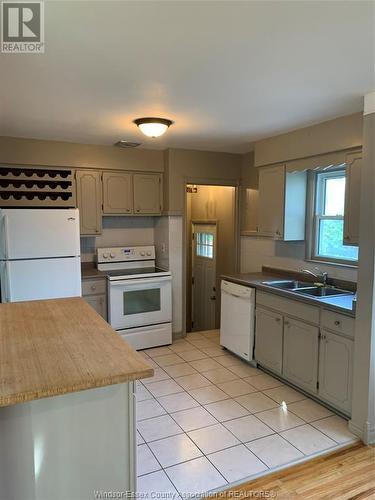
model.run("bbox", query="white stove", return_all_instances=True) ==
[97,246,172,350]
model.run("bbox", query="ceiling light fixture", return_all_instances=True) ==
[133,117,173,138]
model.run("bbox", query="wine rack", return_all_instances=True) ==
[0,166,76,207]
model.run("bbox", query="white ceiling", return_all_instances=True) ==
[0,1,374,153]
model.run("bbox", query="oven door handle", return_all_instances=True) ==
[110,276,171,287]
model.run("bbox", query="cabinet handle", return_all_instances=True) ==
[284,320,290,326]
[334,320,341,326]
[90,285,96,291]
[275,317,281,323]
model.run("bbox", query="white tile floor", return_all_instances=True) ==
[136,330,358,497]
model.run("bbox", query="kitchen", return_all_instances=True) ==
[0,1,374,499]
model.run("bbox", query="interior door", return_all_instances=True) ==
[192,223,217,331]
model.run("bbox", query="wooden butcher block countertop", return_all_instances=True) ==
[0,297,154,408]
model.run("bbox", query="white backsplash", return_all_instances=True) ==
[240,236,358,282]
[80,216,155,262]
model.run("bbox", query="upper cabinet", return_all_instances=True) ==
[257,164,306,240]
[76,170,102,236]
[103,172,133,215]
[133,173,162,215]
[344,150,362,246]
[76,170,163,235]
[258,165,284,237]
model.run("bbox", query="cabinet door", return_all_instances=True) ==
[76,170,102,235]
[102,172,133,214]
[258,165,285,238]
[133,173,162,215]
[344,151,362,246]
[318,330,353,414]
[240,186,259,234]
[255,306,283,374]
[283,317,319,393]
[84,294,107,320]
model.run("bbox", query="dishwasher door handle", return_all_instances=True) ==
[222,290,245,299]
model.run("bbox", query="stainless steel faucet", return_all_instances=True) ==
[301,267,328,286]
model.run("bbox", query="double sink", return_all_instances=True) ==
[262,280,354,298]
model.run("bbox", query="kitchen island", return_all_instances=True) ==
[0,297,153,500]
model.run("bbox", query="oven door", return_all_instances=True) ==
[108,276,172,330]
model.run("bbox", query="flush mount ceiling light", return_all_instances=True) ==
[133,117,173,138]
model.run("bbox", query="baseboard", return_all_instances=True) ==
[172,331,185,340]
[349,419,375,444]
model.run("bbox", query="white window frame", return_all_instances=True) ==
[308,168,358,267]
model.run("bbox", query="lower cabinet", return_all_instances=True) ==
[318,329,353,414]
[283,317,319,394]
[254,293,354,415]
[82,278,107,320]
[84,294,107,320]
[255,307,283,374]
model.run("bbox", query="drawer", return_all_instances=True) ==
[321,310,355,338]
[256,291,320,325]
[82,278,106,296]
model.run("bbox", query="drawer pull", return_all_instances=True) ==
[91,285,96,291]
[334,320,341,326]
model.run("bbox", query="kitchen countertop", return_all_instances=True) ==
[0,297,154,408]
[221,272,356,317]
[81,261,107,279]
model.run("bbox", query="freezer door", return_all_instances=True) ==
[0,257,81,302]
[0,209,80,259]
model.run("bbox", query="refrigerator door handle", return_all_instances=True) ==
[1,214,10,259]
[2,261,11,302]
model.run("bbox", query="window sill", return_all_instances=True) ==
[305,258,358,269]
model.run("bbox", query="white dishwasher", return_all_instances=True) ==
[220,280,255,362]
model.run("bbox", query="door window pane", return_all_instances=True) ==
[196,232,214,259]
[318,219,359,261]
[123,289,161,315]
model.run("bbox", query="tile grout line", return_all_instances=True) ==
[137,333,352,494]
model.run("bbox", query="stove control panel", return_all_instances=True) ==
[97,246,155,263]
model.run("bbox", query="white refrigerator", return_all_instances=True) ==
[0,209,81,302]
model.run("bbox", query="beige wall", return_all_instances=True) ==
[240,126,359,282]
[0,136,164,172]
[350,108,375,443]
[164,148,241,214]
[254,113,363,167]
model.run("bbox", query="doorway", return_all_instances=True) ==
[191,222,217,331]
[186,184,238,333]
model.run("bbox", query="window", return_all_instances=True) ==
[196,232,214,259]
[311,169,358,264]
